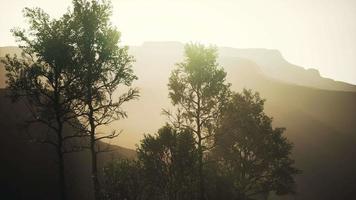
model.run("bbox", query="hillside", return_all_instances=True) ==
[1,43,356,199]
[0,89,135,200]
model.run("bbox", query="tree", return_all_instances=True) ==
[2,7,83,200]
[167,43,230,199]
[214,89,300,200]
[203,157,236,200]
[137,125,199,200]
[103,159,144,200]
[66,1,139,199]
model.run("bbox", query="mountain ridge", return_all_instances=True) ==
[132,41,356,91]
[2,43,356,92]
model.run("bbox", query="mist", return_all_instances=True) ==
[1,1,356,200]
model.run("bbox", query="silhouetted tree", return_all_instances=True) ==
[103,159,144,200]
[167,43,230,200]
[203,157,236,200]
[214,89,300,200]
[2,7,84,200]
[66,0,139,199]
[102,125,199,200]
[138,125,199,200]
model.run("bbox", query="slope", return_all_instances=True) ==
[0,89,136,200]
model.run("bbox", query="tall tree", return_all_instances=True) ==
[2,7,83,200]
[167,43,230,200]
[214,89,300,200]
[67,0,139,199]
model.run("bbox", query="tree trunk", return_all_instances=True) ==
[198,142,205,200]
[89,104,101,200]
[54,66,67,200]
[90,135,101,200]
[56,122,67,200]
[196,94,205,200]
[86,62,101,200]
[197,121,205,199]
[57,146,67,200]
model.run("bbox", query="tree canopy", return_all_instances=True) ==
[137,125,199,200]
[214,89,300,199]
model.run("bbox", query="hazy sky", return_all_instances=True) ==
[1,0,355,84]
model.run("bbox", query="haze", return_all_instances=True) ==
[0,0,355,85]
[1,1,356,199]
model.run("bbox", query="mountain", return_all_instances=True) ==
[219,46,356,92]
[1,42,356,199]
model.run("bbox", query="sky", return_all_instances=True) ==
[1,0,355,84]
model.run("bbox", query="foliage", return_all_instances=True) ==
[168,43,230,146]
[137,125,199,200]
[2,6,84,200]
[3,5,81,151]
[203,158,237,200]
[213,89,300,199]
[103,125,199,200]
[167,43,230,199]
[62,1,139,199]
[66,0,139,143]
[103,159,144,200]
[3,1,139,199]
[69,0,139,128]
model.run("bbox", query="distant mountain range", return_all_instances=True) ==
[1,42,356,199]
